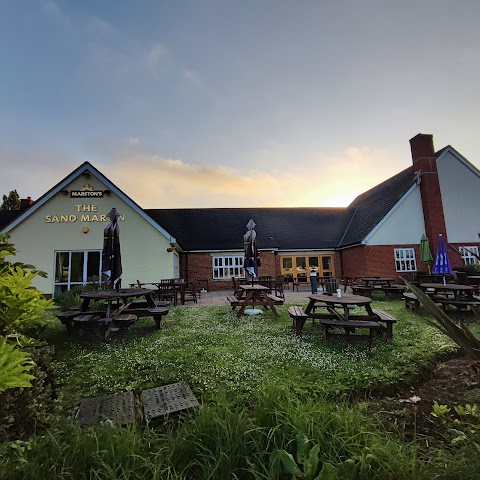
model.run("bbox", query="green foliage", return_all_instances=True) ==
[455,264,480,275]
[0,190,20,211]
[403,279,480,360]
[431,402,451,418]
[0,338,35,392]
[54,283,105,312]
[0,266,54,337]
[0,344,56,440]
[271,432,357,479]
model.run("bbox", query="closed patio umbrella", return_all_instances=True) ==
[243,219,263,316]
[432,234,452,285]
[243,219,261,284]
[102,207,122,290]
[420,234,433,274]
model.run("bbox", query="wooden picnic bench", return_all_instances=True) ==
[320,318,381,349]
[433,295,480,312]
[351,285,373,297]
[266,293,285,304]
[288,306,311,336]
[371,308,397,341]
[226,295,242,309]
[381,285,407,299]
[403,292,420,310]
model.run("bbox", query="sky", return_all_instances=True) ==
[1,0,479,209]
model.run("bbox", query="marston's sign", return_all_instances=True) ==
[70,183,104,198]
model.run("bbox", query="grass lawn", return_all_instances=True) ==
[50,296,454,411]
[3,294,480,480]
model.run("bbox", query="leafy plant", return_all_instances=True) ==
[270,432,357,479]
[0,338,35,392]
[0,266,54,337]
[403,279,480,360]
[0,343,56,440]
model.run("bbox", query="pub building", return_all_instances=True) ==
[1,134,479,297]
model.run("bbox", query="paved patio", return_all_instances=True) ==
[178,283,345,307]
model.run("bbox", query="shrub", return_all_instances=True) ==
[0,343,56,440]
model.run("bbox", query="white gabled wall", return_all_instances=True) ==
[367,186,426,245]
[437,150,480,243]
[7,174,173,294]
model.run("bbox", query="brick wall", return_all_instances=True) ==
[410,134,448,243]
[340,245,367,277]
[180,250,279,291]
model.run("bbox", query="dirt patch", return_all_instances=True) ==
[370,351,480,442]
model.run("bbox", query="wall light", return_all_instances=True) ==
[167,247,174,252]
[82,226,90,234]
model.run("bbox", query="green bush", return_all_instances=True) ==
[0,343,56,440]
[455,264,479,275]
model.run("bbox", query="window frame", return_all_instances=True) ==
[53,249,102,296]
[459,246,479,265]
[394,248,417,272]
[211,254,245,280]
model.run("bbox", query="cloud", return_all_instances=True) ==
[87,16,118,37]
[98,145,404,209]
[146,43,168,72]
[42,0,72,29]
[127,137,140,146]
[184,69,201,85]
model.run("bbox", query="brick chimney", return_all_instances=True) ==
[409,133,447,247]
[20,196,34,212]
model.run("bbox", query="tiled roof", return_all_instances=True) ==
[338,165,417,247]
[1,153,436,251]
[145,208,351,251]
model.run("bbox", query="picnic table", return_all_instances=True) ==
[420,283,480,311]
[131,280,186,305]
[66,288,170,338]
[361,277,395,287]
[289,293,396,347]
[230,284,283,318]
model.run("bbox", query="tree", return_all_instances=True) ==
[1,190,20,211]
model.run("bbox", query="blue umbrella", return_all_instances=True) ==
[432,234,452,285]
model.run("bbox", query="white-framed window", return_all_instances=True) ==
[459,246,479,265]
[212,255,244,280]
[54,250,102,297]
[394,248,417,272]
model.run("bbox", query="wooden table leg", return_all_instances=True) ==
[260,292,279,317]
[236,291,255,317]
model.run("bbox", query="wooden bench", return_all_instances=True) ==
[266,293,284,304]
[403,292,420,311]
[112,313,137,327]
[434,296,480,312]
[351,285,373,297]
[147,307,170,329]
[382,285,407,299]
[56,310,82,331]
[226,295,242,309]
[288,306,310,336]
[319,319,381,349]
[371,309,397,341]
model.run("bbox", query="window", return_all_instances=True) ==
[212,255,244,280]
[460,246,479,265]
[394,248,417,272]
[54,250,102,296]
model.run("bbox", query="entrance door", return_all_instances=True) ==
[280,254,334,282]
